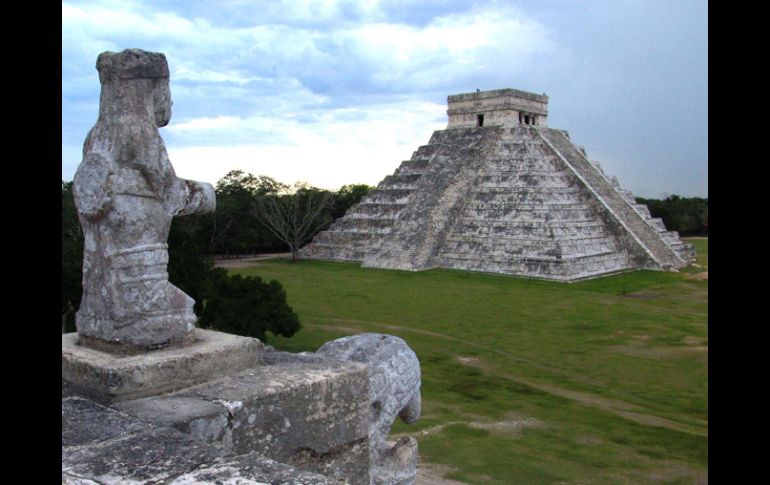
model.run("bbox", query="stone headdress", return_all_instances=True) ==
[96,48,169,83]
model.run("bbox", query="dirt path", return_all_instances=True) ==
[416,463,470,485]
[308,317,706,437]
[687,271,708,281]
[212,253,291,269]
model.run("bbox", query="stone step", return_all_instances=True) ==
[476,175,576,187]
[458,209,599,221]
[538,128,686,268]
[327,218,395,233]
[380,173,424,186]
[299,243,369,261]
[441,250,630,279]
[445,232,614,244]
[394,158,431,175]
[632,203,652,218]
[364,188,416,204]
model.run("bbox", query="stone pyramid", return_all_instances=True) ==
[300,88,695,281]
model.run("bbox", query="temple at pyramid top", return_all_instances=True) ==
[447,88,548,128]
[300,88,695,281]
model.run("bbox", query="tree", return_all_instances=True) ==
[635,195,708,236]
[331,183,373,220]
[167,216,228,315]
[254,182,333,262]
[207,170,286,256]
[62,181,83,332]
[198,274,301,341]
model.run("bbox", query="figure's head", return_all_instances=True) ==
[96,49,172,126]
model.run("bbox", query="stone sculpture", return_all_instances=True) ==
[261,333,423,483]
[317,333,422,485]
[72,49,215,351]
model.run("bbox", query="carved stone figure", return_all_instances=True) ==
[316,333,421,485]
[73,49,215,351]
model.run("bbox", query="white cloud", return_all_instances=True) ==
[165,99,447,190]
[62,1,557,188]
[62,1,556,94]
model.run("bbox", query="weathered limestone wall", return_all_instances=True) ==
[437,126,636,280]
[364,128,503,271]
[113,361,372,484]
[62,396,343,484]
[447,88,548,128]
[537,128,691,270]
[64,332,427,484]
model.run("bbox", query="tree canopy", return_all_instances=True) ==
[62,181,83,332]
[254,182,334,262]
[635,195,708,236]
[197,170,372,257]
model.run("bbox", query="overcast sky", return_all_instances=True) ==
[62,0,707,198]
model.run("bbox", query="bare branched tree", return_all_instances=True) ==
[254,183,333,262]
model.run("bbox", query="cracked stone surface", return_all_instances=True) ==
[112,360,372,484]
[62,396,147,447]
[62,329,263,403]
[262,334,424,484]
[317,334,422,485]
[115,395,230,445]
[62,395,341,484]
[72,48,215,351]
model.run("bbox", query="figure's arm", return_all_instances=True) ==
[176,179,216,216]
[125,124,215,216]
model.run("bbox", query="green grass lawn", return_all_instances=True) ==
[230,240,708,484]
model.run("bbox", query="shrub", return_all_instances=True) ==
[198,274,301,341]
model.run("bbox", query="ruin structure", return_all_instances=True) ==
[300,88,695,281]
[63,49,422,485]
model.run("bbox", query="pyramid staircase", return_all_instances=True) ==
[298,144,439,261]
[538,128,690,269]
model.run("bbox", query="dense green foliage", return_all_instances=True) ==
[636,195,708,236]
[202,170,372,256]
[255,182,334,262]
[167,217,228,315]
[198,274,301,341]
[234,242,707,484]
[62,182,83,332]
[331,183,373,220]
[206,171,288,255]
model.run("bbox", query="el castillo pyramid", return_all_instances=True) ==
[300,88,695,281]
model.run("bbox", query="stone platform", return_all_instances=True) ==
[113,361,372,483]
[62,328,263,403]
[62,355,372,484]
[62,396,342,484]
